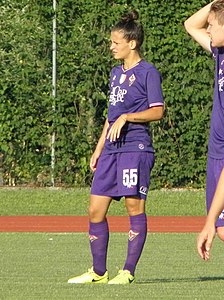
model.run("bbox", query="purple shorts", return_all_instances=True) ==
[91,152,155,201]
[206,157,224,227]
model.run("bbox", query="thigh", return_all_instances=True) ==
[91,154,118,198]
[206,158,224,210]
[206,157,224,227]
[117,152,155,200]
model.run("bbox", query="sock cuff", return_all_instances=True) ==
[89,219,109,235]
[129,213,147,231]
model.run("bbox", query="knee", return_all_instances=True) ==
[126,206,142,216]
[217,227,224,241]
[88,206,99,222]
[125,199,145,216]
[88,206,105,223]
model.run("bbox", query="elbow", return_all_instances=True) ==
[184,19,195,36]
[184,20,191,34]
[154,106,164,121]
[157,111,164,121]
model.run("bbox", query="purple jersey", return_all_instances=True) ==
[103,60,164,154]
[208,47,224,159]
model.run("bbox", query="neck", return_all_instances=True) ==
[123,56,142,70]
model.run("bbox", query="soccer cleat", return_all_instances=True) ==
[67,267,109,284]
[108,270,135,284]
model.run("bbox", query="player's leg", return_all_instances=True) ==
[68,154,116,284]
[108,197,147,284]
[206,158,224,241]
[88,194,112,277]
[108,152,154,284]
[124,197,147,274]
[217,226,224,240]
[68,195,111,284]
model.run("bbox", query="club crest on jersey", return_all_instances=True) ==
[119,74,127,84]
[89,234,98,243]
[129,74,136,86]
[128,230,139,241]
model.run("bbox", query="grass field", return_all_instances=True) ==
[0,187,205,216]
[0,232,224,299]
[1,187,224,299]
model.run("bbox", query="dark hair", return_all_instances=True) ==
[210,0,224,25]
[111,10,144,51]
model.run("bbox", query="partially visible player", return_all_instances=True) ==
[67,10,164,284]
[197,168,224,260]
[184,1,224,243]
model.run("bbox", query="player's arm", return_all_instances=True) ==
[122,105,164,123]
[107,105,164,142]
[184,1,215,52]
[197,168,224,260]
[90,119,109,171]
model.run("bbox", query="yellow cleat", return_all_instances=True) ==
[108,270,135,284]
[68,267,109,284]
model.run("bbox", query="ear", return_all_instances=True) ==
[129,40,137,50]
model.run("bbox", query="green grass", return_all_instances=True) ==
[1,188,219,299]
[0,232,224,299]
[0,187,206,216]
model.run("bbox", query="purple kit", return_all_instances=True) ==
[91,60,164,201]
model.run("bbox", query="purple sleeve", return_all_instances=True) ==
[146,68,164,107]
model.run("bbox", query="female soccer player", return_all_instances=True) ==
[68,9,164,284]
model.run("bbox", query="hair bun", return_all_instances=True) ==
[121,10,139,22]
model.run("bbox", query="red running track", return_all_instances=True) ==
[0,216,206,233]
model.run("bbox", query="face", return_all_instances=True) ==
[207,12,224,47]
[110,30,135,60]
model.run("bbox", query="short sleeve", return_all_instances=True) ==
[146,67,164,107]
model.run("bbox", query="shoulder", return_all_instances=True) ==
[135,61,162,83]
[137,60,161,75]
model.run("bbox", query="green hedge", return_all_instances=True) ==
[0,0,214,188]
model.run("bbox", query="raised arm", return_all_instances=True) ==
[184,2,215,52]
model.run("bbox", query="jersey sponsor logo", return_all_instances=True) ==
[139,186,148,195]
[129,74,136,86]
[109,86,127,106]
[89,234,98,243]
[128,230,139,241]
[123,168,138,188]
[119,74,127,84]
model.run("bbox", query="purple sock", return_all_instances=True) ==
[89,220,109,276]
[123,213,147,276]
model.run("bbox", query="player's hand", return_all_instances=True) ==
[107,114,127,142]
[197,224,216,260]
[90,152,100,172]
